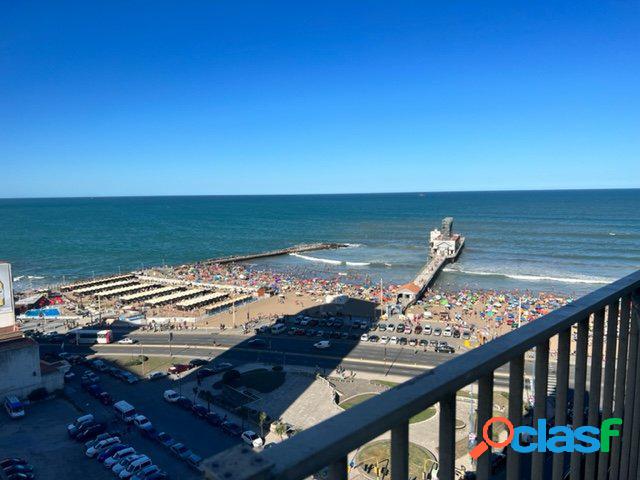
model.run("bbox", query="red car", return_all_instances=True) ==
[168,364,191,375]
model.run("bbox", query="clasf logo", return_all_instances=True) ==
[469,416,623,459]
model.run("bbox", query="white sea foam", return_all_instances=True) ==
[290,252,375,267]
[290,253,343,265]
[442,267,612,285]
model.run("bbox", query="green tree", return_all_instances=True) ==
[274,421,286,440]
[258,411,267,438]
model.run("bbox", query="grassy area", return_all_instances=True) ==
[237,368,286,393]
[340,393,435,424]
[371,379,399,388]
[356,440,436,479]
[409,406,437,424]
[339,393,377,410]
[109,355,191,377]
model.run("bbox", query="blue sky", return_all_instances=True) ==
[1,1,639,197]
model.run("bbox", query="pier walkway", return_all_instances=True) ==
[397,218,465,311]
[200,242,347,266]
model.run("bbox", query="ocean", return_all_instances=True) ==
[2,190,639,296]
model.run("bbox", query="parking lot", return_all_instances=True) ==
[2,353,248,480]
[253,314,473,353]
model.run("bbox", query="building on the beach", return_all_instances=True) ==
[396,282,422,303]
[429,217,464,258]
[0,262,64,399]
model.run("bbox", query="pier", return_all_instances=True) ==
[199,242,348,266]
[397,217,464,310]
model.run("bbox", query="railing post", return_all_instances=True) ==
[476,374,494,480]
[326,456,348,480]
[620,293,639,480]
[391,421,409,480]
[552,328,570,480]
[570,317,589,479]
[585,308,605,478]
[439,394,456,480]
[609,295,631,480]
[506,354,524,480]
[531,341,549,479]
[627,291,640,478]
[597,300,620,480]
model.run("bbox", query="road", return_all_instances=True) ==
[43,329,567,391]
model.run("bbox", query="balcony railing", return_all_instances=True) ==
[203,270,640,480]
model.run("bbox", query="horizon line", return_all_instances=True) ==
[1,186,639,201]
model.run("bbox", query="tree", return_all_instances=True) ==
[274,421,287,440]
[258,411,267,438]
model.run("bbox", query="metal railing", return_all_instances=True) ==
[203,270,640,480]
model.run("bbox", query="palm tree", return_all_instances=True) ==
[258,411,267,438]
[274,421,286,440]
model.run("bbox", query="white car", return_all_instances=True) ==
[120,456,152,479]
[380,336,389,344]
[147,371,166,380]
[113,454,143,475]
[390,336,398,345]
[443,327,453,337]
[360,333,369,342]
[86,436,120,457]
[423,325,432,335]
[386,324,395,332]
[133,414,153,430]
[117,338,136,344]
[241,430,264,448]
[104,447,136,468]
[163,390,179,403]
[313,340,331,349]
[405,326,412,335]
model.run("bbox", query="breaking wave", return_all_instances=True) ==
[290,253,391,267]
[442,267,613,285]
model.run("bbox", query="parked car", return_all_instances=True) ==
[133,415,153,431]
[120,455,152,479]
[67,414,95,437]
[170,443,192,460]
[155,432,175,449]
[241,430,263,448]
[131,464,161,480]
[191,404,208,418]
[76,422,107,442]
[163,390,179,403]
[86,436,120,457]
[185,453,202,469]
[2,465,33,476]
[176,396,193,410]
[196,368,215,380]
[104,448,136,468]
[423,325,432,335]
[433,327,442,336]
[205,412,222,426]
[247,338,267,348]
[85,432,118,449]
[112,455,143,476]
[189,358,208,367]
[98,444,129,463]
[167,364,191,375]
[436,345,455,353]
[99,392,113,405]
[146,371,166,380]
[0,459,26,470]
[360,333,369,342]
[221,421,242,436]
[443,326,452,337]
